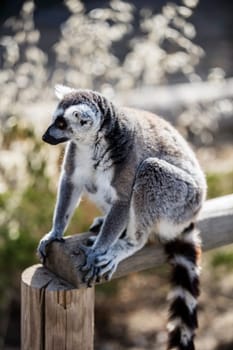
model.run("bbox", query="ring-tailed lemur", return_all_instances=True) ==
[38,85,206,350]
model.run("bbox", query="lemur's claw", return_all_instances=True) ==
[80,264,89,272]
[82,266,99,286]
[37,250,46,264]
[79,244,93,272]
[37,239,49,263]
[82,272,93,287]
[37,233,64,263]
[78,244,119,286]
[37,243,47,263]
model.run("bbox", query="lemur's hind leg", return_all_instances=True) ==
[87,157,204,350]
[131,157,203,241]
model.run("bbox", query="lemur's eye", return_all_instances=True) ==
[55,117,67,130]
[57,121,65,129]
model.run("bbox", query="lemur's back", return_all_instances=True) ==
[121,107,205,188]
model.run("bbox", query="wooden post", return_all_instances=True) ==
[21,264,94,350]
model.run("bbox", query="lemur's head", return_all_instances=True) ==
[42,85,104,145]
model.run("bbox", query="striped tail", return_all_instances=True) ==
[164,223,202,350]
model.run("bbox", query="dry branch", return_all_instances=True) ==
[44,194,233,288]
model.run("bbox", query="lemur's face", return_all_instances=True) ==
[42,85,101,145]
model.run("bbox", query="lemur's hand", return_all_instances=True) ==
[37,231,64,263]
[79,244,120,287]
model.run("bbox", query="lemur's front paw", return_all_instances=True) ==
[37,232,64,263]
[79,244,119,287]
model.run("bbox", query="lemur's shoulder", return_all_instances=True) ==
[119,106,204,180]
[120,106,174,131]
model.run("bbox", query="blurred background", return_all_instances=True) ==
[0,0,233,349]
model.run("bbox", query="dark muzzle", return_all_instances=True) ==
[42,127,69,145]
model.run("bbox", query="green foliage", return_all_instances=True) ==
[96,279,121,297]
[211,248,233,270]
[207,172,233,199]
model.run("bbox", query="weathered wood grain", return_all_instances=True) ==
[44,194,233,289]
[21,265,94,350]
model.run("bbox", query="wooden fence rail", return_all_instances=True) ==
[21,194,233,350]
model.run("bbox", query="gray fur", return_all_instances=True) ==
[38,85,206,279]
[38,86,206,349]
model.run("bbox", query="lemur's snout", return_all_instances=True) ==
[42,126,69,145]
[42,127,57,145]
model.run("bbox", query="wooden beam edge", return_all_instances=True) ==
[44,194,233,288]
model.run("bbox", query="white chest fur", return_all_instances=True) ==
[70,143,117,213]
[86,168,117,212]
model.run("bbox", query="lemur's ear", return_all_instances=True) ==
[54,84,75,100]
